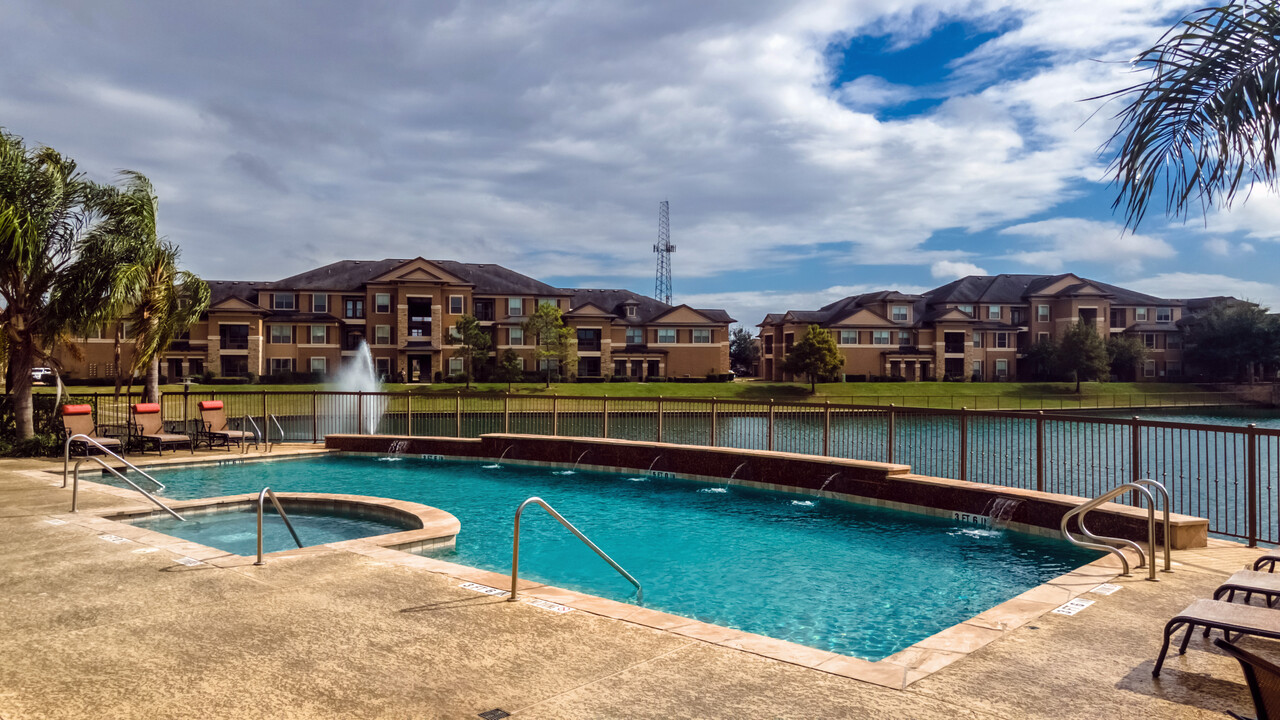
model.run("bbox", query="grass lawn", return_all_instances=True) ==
[39,380,1235,410]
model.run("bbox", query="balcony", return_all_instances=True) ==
[473,301,495,322]
[943,343,966,354]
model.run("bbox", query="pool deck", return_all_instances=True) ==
[0,446,1276,719]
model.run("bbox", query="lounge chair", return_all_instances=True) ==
[1214,638,1280,720]
[197,400,256,451]
[129,403,193,455]
[1254,556,1280,573]
[1155,600,1280,676]
[1214,571,1280,609]
[60,404,124,456]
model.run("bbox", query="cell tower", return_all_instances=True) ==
[653,200,675,304]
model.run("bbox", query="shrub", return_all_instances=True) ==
[204,376,252,385]
[609,375,632,383]
[200,371,215,384]
[433,371,443,383]
[845,374,868,382]
[644,376,667,383]
[576,376,606,383]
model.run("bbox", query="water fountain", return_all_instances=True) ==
[793,471,841,506]
[984,497,1022,529]
[484,446,514,470]
[699,461,747,494]
[553,450,590,475]
[379,439,409,462]
[327,340,387,435]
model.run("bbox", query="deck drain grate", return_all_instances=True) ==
[478,710,510,720]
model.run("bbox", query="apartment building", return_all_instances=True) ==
[758,273,1190,382]
[56,258,734,382]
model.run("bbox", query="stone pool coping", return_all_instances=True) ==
[53,448,1143,690]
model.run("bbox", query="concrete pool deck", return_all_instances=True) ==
[0,447,1275,719]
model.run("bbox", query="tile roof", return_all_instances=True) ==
[563,288,673,324]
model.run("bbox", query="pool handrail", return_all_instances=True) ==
[267,414,287,451]
[1060,482,1164,581]
[63,433,165,491]
[509,496,642,604]
[1132,478,1173,573]
[256,487,304,565]
[70,454,184,520]
[240,415,263,455]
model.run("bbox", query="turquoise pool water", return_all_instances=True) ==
[124,507,410,556]
[126,455,1099,660]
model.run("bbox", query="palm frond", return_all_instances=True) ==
[1099,1,1280,229]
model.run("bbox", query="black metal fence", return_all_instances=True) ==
[48,389,1280,546]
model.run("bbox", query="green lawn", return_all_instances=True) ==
[39,380,1236,410]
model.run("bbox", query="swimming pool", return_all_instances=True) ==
[123,455,1099,660]
[122,506,415,557]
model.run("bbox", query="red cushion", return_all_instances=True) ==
[198,401,224,410]
[132,403,161,414]
[61,404,93,416]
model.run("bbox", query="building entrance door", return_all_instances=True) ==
[408,354,432,383]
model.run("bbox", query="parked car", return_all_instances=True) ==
[31,367,53,383]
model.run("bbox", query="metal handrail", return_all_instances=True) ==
[70,455,184,520]
[63,433,165,491]
[509,496,642,603]
[255,487,304,565]
[1060,482,1165,581]
[241,415,262,455]
[267,414,286,451]
[1133,478,1173,573]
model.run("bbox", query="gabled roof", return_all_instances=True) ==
[433,261,564,296]
[207,280,260,306]
[562,288,673,324]
[259,259,405,292]
[256,258,566,297]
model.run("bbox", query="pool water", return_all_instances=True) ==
[127,455,1099,660]
[124,507,410,557]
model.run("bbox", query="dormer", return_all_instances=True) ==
[622,298,640,319]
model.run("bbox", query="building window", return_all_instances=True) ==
[1038,331,1049,343]
[1167,361,1182,376]
[872,330,891,345]
[273,293,295,310]
[1037,305,1049,321]
[508,298,524,317]
[448,326,461,343]
[345,299,365,319]
[1136,307,1148,321]
[375,325,391,345]
[1144,360,1157,377]
[313,294,328,313]
[449,296,464,315]
[625,305,636,318]
[310,357,327,374]
[269,358,293,375]
[995,359,1008,377]
[269,325,292,344]
[538,298,558,308]
[626,327,643,345]
[510,327,525,346]
[374,293,391,314]
[375,357,390,379]
[956,304,973,315]
[657,329,676,343]
[891,305,908,321]
[995,333,1009,349]
[693,329,711,343]
[987,305,1001,320]
[972,360,982,378]
[448,357,464,375]
[973,332,982,348]
[1156,308,1172,323]
[897,330,911,345]
[1167,334,1182,349]
[839,330,857,345]
[219,324,249,350]
[1143,333,1157,349]
[310,325,327,345]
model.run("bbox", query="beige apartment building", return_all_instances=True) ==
[56,258,734,382]
[758,273,1192,382]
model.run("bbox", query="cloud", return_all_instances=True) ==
[998,217,1175,274]
[931,260,987,279]
[1125,273,1280,308]
[681,283,932,327]
[1203,237,1256,257]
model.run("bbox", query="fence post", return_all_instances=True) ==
[356,392,363,435]
[1035,412,1045,493]
[959,407,968,482]
[182,385,189,430]
[1130,416,1142,507]
[602,396,609,438]
[766,399,774,452]
[656,396,664,443]
[887,404,896,463]
[552,395,559,436]
[710,398,718,447]
[823,401,831,456]
[503,393,510,434]
[262,391,268,446]
[455,391,462,438]
[311,392,318,443]
[1248,423,1259,547]
[405,393,413,436]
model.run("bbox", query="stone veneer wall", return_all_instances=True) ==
[325,433,1209,549]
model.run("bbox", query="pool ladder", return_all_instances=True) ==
[1060,479,1172,582]
[63,434,184,520]
[508,497,642,603]
[255,487,304,565]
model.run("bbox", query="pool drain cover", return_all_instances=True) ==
[478,710,510,720]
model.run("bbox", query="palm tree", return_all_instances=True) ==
[1101,1,1280,229]
[0,130,123,439]
[108,172,210,402]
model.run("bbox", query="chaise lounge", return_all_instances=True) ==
[129,403,193,455]
[197,400,256,451]
[1215,638,1280,720]
[60,404,124,456]
[1154,599,1280,676]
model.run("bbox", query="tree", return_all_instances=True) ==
[1183,301,1280,381]
[1106,335,1150,382]
[1021,336,1060,381]
[729,325,759,376]
[0,130,126,439]
[107,172,210,402]
[781,324,843,393]
[1058,322,1110,392]
[494,349,524,391]
[449,314,491,389]
[1101,2,1280,229]
[523,304,577,387]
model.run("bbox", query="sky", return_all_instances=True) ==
[4,0,1279,327]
